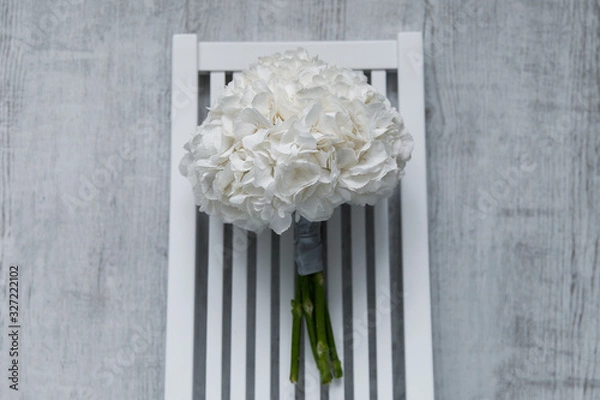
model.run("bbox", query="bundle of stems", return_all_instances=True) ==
[289,271,343,385]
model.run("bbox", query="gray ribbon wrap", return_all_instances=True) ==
[294,216,324,276]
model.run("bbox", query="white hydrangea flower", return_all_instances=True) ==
[180,49,413,234]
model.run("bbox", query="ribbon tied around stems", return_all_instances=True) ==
[294,215,324,276]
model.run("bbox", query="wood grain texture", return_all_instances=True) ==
[0,0,598,399]
[423,1,600,399]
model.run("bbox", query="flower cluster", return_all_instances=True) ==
[180,49,413,233]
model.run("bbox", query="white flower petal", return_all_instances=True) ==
[180,48,413,233]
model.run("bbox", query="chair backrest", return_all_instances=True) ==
[166,33,433,400]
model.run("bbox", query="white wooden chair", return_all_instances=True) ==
[166,34,433,400]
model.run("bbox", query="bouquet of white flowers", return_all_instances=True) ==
[180,48,413,384]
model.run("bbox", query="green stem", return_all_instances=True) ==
[289,275,302,383]
[300,275,319,363]
[313,272,333,384]
[325,305,343,378]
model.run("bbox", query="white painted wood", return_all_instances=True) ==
[351,205,370,399]
[230,226,248,399]
[205,71,227,400]
[166,34,432,400]
[326,208,345,400]
[398,32,435,400]
[198,40,398,71]
[254,230,272,400]
[371,69,395,400]
[279,228,295,400]
[165,34,198,400]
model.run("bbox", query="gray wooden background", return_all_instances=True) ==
[1,0,598,399]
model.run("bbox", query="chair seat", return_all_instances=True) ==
[166,33,433,400]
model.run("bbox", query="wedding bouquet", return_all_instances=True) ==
[180,49,413,384]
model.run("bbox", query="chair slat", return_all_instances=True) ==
[230,227,248,399]
[165,34,198,400]
[198,40,398,71]
[351,205,370,399]
[205,72,226,400]
[327,208,345,400]
[371,70,395,399]
[255,230,272,399]
[398,32,435,400]
[279,228,295,400]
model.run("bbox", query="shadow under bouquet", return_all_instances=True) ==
[180,49,413,385]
